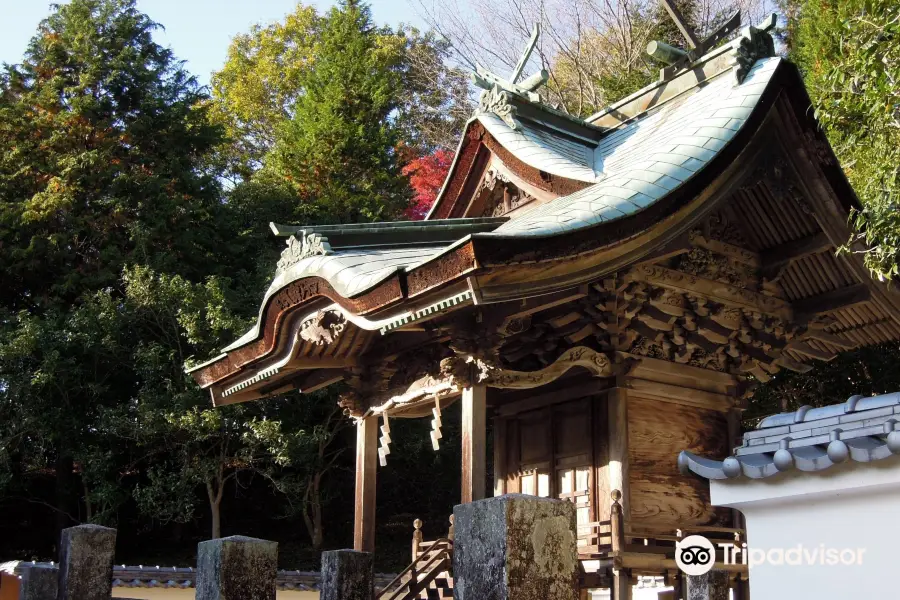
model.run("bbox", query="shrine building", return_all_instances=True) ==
[187,11,900,600]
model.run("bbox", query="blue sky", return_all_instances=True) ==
[0,0,429,86]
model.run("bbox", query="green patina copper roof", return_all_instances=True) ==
[269,217,508,249]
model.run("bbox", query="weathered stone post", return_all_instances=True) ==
[196,536,277,600]
[57,524,116,600]
[685,570,730,600]
[452,493,579,600]
[6,562,59,600]
[320,550,374,600]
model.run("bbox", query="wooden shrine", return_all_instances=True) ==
[187,10,900,599]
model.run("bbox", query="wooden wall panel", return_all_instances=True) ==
[627,396,730,531]
[592,395,610,522]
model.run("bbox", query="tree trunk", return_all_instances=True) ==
[206,479,224,539]
[211,501,221,539]
[82,475,93,523]
[55,453,74,535]
[311,473,324,549]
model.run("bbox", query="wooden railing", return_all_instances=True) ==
[377,517,454,600]
[579,491,745,563]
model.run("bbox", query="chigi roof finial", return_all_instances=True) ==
[647,0,742,80]
[472,23,549,130]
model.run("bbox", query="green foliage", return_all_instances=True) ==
[208,5,320,179]
[0,0,226,310]
[789,0,900,280]
[747,342,900,424]
[209,2,470,187]
[266,0,408,223]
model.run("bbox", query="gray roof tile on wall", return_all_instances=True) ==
[679,391,900,481]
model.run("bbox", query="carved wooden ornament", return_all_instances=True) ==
[299,309,346,346]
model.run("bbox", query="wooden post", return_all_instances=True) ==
[411,519,423,561]
[354,416,378,552]
[607,387,630,520]
[461,384,487,503]
[610,490,624,554]
[610,568,632,600]
[493,417,507,496]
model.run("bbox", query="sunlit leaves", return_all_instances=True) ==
[792,0,900,279]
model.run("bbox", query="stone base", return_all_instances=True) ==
[196,535,278,600]
[58,524,116,600]
[18,563,58,600]
[685,570,730,600]
[320,550,374,600]
[453,494,579,600]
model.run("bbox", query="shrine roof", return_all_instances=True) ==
[475,111,602,183]
[678,392,900,480]
[489,57,779,236]
[187,16,890,404]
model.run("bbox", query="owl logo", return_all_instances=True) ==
[676,535,716,576]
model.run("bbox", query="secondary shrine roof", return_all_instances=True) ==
[678,392,900,480]
[490,57,777,236]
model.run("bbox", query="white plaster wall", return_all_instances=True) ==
[711,457,900,600]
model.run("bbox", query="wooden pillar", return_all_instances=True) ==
[461,384,487,503]
[607,386,630,520]
[354,415,378,552]
[610,568,632,600]
[493,417,507,497]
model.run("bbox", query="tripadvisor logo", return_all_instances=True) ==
[675,535,716,576]
[675,534,867,574]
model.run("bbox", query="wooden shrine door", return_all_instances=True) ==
[504,398,595,548]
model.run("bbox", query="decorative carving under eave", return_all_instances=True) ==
[478,86,519,130]
[299,309,346,345]
[366,345,614,416]
[705,212,750,248]
[627,264,792,319]
[475,167,538,218]
[733,26,775,85]
[442,346,613,389]
[276,232,333,273]
[338,390,365,418]
[675,246,756,290]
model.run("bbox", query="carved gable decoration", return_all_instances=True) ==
[473,167,537,218]
[299,309,345,345]
[733,25,776,85]
[276,232,333,274]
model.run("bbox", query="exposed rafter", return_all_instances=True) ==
[760,232,833,282]
[793,284,871,321]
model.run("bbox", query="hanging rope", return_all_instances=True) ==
[430,398,442,451]
[378,413,391,467]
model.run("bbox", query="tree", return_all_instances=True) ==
[402,148,454,219]
[209,4,471,182]
[265,0,410,223]
[208,5,321,181]
[0,0,227,536]
[746,342,900,425]
[787,0,900,280]
[393,28,472,153]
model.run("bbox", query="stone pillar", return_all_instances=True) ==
[685,570,730,600]
[453,493,579,600]
[196,535,277,600]
[57,524,116,600]
[320,550,374,600]
[17,563,58,600]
